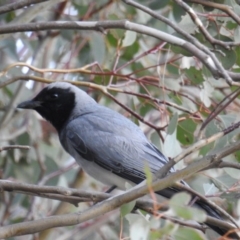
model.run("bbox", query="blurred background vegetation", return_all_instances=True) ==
[1,0,240,239]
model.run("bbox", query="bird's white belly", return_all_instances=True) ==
[74,155,133,190]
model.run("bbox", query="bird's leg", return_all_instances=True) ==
[92,185,117,206]
[105,185,117,193]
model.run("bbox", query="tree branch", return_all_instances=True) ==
[0,0,50,15]
[1,140,239,238]
[0,145,30,152]
[122,0,234,84]
[0,20,237,81]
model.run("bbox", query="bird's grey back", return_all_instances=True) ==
[60,100,173,186]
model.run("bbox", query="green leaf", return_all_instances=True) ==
[150,221,177,239]
[218,114,237,128]
[148,0,168,10]
[185,67,204,84]
[200,82,214,107]
[178,14,197,34]
[89,32,106,64]
[170,192,207,222]
[17,132,30,146]
[171,44,193,57]
[199,142,214,156]
[203,183,218,195]
[150,131,163,151]
[174,227,207,240]
[0,38,18,60]
[226,20,238,30]
[120,200,136,217]
[199,121,220,155]
[5,11,16,22]
[169,92,182,105]
[132,61,152,77]
[107,32,118,47]
[14,160,40,183]
[223,155,240,179]
[173,2,188,22]
[125,214,150,240]
[215,46,236,70]
[167,112,178,135]
[167,64,179,75]
[164,132,182,158]
[204,120,221,138]
[235,150,240,163]
[121,40,139,61]
[44,156,60,186]
[109,14,125,39]
[164,115,182,158]
[144,163,153,186]
[72,2,88,16]
[170,192,191,206]
[121,30,137,48]
[93,72,111,86]
[177,118,197,145]
[236,46,240,66]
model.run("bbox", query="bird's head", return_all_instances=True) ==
[17,82,95,131]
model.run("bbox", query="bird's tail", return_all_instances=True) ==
[156,188,239,239]
[195,198,239,239]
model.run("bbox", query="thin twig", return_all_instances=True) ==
[0,0,49,15]
[0,145,30,152]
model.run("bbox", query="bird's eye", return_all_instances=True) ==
[49,93,59,100]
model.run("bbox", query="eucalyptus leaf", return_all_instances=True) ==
[164,123,182,158]
[120,200,136,217]
[122,31,137,48]
[167,112,178,135]
[169,192,207,222]
[174,227,207,240]
[126,214,150,240]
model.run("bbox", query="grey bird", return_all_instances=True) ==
[17,82,237,238]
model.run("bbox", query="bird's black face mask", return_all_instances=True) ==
[17,86,75,131]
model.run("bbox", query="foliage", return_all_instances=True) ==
[1,0,240,239]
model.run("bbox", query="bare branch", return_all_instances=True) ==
[173,0,236,48]
[0,20,234,81]
[122,0,234,84]
[186,0,240,25]
[0,145,30,152]
[199,87,240,132]
[0,0,50,15]
[0,180,109,202]
[1,141,239,238]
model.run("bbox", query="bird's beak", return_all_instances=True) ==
[17,100,42,109]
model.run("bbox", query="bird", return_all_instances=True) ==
[17,82,238,238]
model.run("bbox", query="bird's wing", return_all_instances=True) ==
[60,111,237,238]
[61,111,169,184]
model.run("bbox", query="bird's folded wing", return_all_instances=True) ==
[61,114,169,184]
